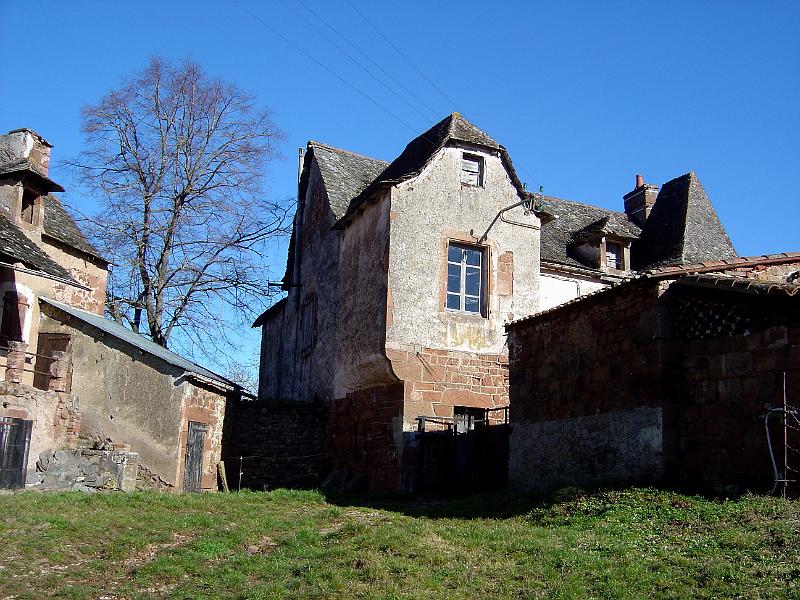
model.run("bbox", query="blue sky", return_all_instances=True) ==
[2,1,798,372]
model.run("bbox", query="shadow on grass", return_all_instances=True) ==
[322,482,771,521]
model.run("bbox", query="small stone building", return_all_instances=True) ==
[507,254,800,494]
[0,128,238,491]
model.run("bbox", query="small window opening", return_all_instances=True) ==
[21,189,38,225]
[606,241,624,270]
[446,242,486,316]
[460,153,483,187]
[300,295,317,355]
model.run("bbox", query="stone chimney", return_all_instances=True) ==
[0,129,53,175]
[623,174,659,227]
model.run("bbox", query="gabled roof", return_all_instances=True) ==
[0,215,78,283]
[539,196,641,270]
[333,113,535,226]
[40,297,238,390]
[308,142,389,219]
[632,172,737,270]
[252,297,287,328]
[42,195,106,262]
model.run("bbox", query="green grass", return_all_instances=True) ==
[0,487,797,599]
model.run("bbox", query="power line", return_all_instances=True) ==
[343,0,462,112]
[293,0,442,122]
[230,0,420,134]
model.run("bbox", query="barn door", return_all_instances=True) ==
[0,417,32,489]
[183,421,206,492]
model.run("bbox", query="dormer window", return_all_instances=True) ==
[21,188,38,225]
[461,153,483,187]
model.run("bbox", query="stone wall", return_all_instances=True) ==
[508,282,669,492]
[387,346,509,427]
[221,398,327,490]
[178,382,228,492]
[327,383,404,492]
[507,273,800,494]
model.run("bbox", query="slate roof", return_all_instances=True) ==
[632,172,737,270]
[0,158,64,192]
[309,142,388,219]
[539,196,641,270]
[0,215,77,283]
[40,297,238,389]
[42,195,106,261]
[335,113,535,225]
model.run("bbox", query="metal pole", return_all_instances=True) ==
[783,371,788,499]
[238,455,243,492]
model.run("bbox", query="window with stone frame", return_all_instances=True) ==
[446,242,487,316]
[460,153,484,187]
[300,295,317,355]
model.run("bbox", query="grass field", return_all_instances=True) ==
[0,487,797,599]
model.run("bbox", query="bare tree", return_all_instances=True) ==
[69,57,289,362]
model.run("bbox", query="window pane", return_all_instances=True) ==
[446,293,461,310]
[448,245,462,263]
[461,171,479,186]
[465,267,480,296]
[447,264,461,293]
[464,296,480,313]
[464,248,481,266]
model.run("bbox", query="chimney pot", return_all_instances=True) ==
[635,174,644,188]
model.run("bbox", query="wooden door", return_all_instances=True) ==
[183,421,206,492]
[0,417,32,489]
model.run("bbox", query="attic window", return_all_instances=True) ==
[461,153,483,187]
[21,189,38,225]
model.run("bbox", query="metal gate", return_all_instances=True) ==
[183,421,206,493]
[0,417,32,489]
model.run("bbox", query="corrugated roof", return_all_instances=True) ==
[40,297,237,389]
[0,215,77,283]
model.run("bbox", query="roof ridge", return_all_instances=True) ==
[308,140,388,165]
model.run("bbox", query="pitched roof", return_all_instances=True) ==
[309,142,389,219]
[42,195,106,261]
[334,113,534,225]
[632,172,737,270]
[40,297,238,389]
[252,297,287,328]
[0,215,78,283]
[539,196,641,270]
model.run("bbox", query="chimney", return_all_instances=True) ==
[0,129,53,175]
[623,174,659,227]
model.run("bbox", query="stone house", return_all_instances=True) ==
[0,128,238,491]
[248,113,743,492]
[507,254,800,494]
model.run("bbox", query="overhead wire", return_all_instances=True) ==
[229,0,420,134]
[293,0,442,122]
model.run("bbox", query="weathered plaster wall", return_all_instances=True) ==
[386,144,540,353]
[258,159,342,403]
[39,304,188,487]
[333,192,395,398]
[43,238,107,314]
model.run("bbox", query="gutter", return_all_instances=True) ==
[0,260,91,291]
